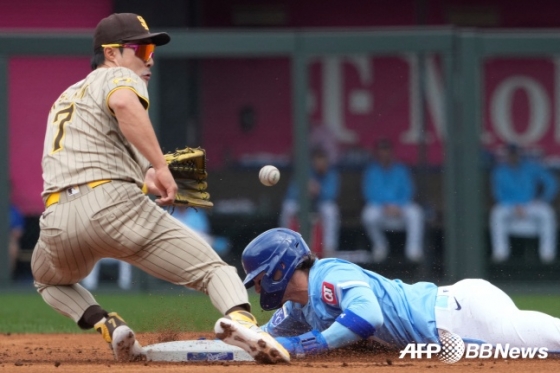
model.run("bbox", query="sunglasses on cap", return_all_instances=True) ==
[101,43,155,62]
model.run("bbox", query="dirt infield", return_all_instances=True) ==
[0,333,557,373]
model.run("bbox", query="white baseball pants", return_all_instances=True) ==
[361,203,424,261]
[490,201,557,263]
[279,200,340,252]
[435,279,560,352]
[32,181,249,323]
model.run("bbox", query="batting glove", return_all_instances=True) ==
[276,330,329,358]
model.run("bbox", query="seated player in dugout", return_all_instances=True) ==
[32,13,288,364]
[239,228,560,358]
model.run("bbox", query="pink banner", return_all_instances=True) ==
[0,0,110,29]
[4,0,111,214]
[9,58,91,214]
[202,55,560,169]
[11,55,560,214]
[201,55,445,168]
[483,58,559,155]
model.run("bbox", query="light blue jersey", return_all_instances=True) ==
[262,258,439,349]
[491,159,558,205]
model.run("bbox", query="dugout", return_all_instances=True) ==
[3,28,560,291]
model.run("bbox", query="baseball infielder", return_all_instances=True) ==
[237,228,560,358]
[31,13,288,364]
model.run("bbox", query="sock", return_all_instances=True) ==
[77,305,108,330]
[94,312,127,343]
[227,310,258,325]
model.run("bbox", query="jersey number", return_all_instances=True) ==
[51,103,75,153]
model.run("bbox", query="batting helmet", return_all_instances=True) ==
[242,228,312,311]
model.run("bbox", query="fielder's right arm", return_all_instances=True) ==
[109,87,177,205]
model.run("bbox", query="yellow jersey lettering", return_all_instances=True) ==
[51,103,75,154]
[113,77,136,85]
[76,84,89,99]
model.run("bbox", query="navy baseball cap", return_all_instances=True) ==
[93,13,170,50]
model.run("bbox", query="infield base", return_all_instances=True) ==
[144,339,254,362]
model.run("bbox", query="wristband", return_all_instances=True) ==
[276,330,329,358]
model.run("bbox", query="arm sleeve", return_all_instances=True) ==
[536,165,558,202]
[284,180,299,201]
[10,205,25,230]
[321,286,383,349]
[362,166,375,203]
[492,168,508,204]
[321,169,340,201]
[103,67,149,114]
[397,166,414,205]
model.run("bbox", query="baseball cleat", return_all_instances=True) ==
[111,325,146,362]
[214,311,290,364]
[95,312,146,362]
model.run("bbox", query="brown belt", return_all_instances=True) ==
[45,180,111,208]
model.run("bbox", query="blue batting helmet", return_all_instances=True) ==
[242,228,312,311]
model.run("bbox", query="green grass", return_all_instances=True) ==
[0,292,558,334]
[0,291,274,334]
[510,295,560,318]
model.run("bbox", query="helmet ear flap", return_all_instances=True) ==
[272,267,284,281]
[259,271,286,310]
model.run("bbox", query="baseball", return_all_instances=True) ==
[259,165,280,186]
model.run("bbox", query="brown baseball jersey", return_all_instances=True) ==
[32,66,248,323]
[41,67,150,198]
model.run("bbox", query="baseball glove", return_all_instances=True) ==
[164,146,214,209]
